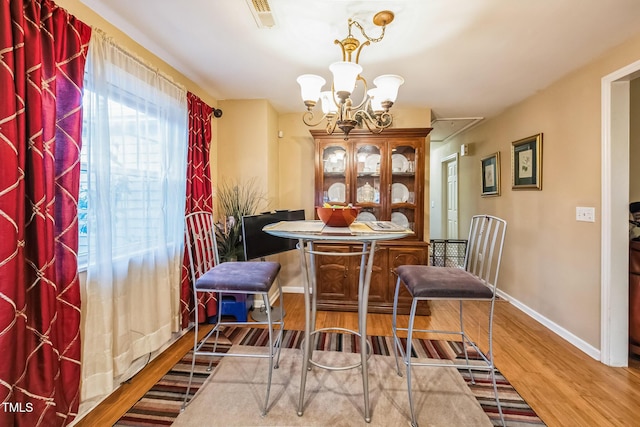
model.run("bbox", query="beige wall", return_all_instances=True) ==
[275,113,318,220]
[216,99,279,213]
[430,32,640,349]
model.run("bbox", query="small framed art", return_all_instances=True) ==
[511,133,542,190]
[481,152,501,197]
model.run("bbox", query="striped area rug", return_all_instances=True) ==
[115,327,545,426]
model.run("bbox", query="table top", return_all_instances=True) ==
[263,220,413,242]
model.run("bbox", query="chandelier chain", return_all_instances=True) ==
[348,19,387,44]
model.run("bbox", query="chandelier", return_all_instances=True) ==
[296,10,404,140]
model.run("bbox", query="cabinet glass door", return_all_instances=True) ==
[321,144,349,206]
[390,142,417,231]
[354,141,384,221]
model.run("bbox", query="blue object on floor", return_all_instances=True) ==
[208,294,252,323]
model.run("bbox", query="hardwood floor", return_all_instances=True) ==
[75,293,640,426]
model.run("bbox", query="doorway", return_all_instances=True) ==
[601,59,640,366]
[441,153,459,239]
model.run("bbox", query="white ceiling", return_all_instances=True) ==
[80,0,640,130]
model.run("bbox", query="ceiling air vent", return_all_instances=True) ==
[246,0,277,29]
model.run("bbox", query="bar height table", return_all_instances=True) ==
[263,220,412,423]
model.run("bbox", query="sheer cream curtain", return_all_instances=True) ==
[80,29,188,402]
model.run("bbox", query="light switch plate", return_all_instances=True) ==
[576,206,595,222]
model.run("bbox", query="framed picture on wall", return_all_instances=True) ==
[481,152,501,197]
[511,133,543,190]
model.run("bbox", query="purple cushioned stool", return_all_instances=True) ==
[182,212,285,417]
[391,215,507,427]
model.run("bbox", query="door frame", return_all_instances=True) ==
[601,59,640,366]
[441,152,459,239]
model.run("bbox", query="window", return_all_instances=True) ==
[78,50,187,269]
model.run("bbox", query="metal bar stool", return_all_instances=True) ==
[392,215,507,427]
[181,212,285,416]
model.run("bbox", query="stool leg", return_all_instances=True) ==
[392,276,403,376]
[405,298,419,427]
[181,320,199,411]
[310,271,320,363]
[490,368,505,426]
[297,239,311,416]
[358,242,375,423]
[262,293,274,416]
[273,286,284,370]
[487,300,505,426]
[207,293,225,372]
[459,301,475,383]
[308,241,317,371]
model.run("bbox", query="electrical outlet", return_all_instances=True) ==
[576,206,595,222]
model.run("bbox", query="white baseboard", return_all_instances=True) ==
[252,284,302,309]
[496,289,601,361]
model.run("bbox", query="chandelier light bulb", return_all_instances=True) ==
[367,88,383,112]
[297,74,326,103]
[373,74,404,103]
[320,91,338,115]
[329,61,363,100]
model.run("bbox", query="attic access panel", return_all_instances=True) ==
[430,117,483,143]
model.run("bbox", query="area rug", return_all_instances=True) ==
[174,345,491,426]
[114,328,545,426]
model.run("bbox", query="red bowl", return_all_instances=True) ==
[316,206,361,227]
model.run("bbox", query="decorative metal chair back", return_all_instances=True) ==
[464,214,507,295]
[185,212,220,285]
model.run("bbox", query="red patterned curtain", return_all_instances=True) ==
[0,1,91,425]
[181,92,217,327]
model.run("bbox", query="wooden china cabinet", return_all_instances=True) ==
[311,128,432,315]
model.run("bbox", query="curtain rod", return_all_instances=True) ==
[90,27,186,94]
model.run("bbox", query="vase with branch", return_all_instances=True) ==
[215,178,266,262]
